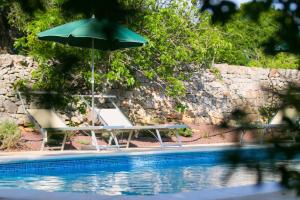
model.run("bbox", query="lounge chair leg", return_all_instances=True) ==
[40,138,46,151]
[61,133,67,151]
[260,129,266,144]
[91,131,99,151]
[239,129,245,145]
[156,129,164,148]
[292,132,296,143]
[126,131,133,148]
[111,132,120,150]
[108,135,113,145]
[40,129,47,151]
[175,129,182,147]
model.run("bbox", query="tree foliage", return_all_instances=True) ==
[3,0,300,98]
[9,0,231,97]
[198,0,300,56]
[214,5,299,68]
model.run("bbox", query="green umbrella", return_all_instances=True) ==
[38,17,147,50]
[38,16,147,150]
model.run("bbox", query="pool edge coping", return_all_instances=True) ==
[0,144,272,164]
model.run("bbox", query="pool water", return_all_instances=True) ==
[0,148,298,195]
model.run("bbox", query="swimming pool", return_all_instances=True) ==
[0,147,297,195]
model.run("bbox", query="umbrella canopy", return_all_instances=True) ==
[38,18,147,50]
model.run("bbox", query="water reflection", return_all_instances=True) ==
[0,162,285,195]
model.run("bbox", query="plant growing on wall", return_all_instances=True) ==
[0,120,21,150]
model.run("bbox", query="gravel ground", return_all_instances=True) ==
[8,122,268,152]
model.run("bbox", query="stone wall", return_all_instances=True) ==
[113,64,300,125]
[0,54,36,125]
[183,64,300,124]
[0,54,300,126]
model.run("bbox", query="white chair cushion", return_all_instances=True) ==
[95,108,132,127]
[27,109,67,128]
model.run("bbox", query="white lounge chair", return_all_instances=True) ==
[239,106,299,144]
[19,92,187,150]
[18,92,121,151]
[81,95,187,148]
[26,108,69,150]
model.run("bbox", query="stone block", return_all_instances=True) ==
[3,74,9,80]
[14,114,27,125]
[269,69,279,78]
[17,105,25,114]
[0,68,9,76]
[0,87,6,95]
[0,56,13,68]
[6,92,15,97]
[9,74,16,82]
[143,100,155,109]
[4,100,18,113]
[15,100,22,106]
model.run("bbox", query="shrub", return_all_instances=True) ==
[178,128,193,137]
[0,120,21,150]
[175,103,188,114]
[209,67,222,80]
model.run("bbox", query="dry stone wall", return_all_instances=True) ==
[112,64,300,125]
[183,64,300,124]
[0,54,36,125]
[0,54,299,126]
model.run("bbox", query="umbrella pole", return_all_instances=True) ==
[91,38,99,151]
[92,39,95,127]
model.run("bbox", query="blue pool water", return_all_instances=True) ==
[0,147,298,195]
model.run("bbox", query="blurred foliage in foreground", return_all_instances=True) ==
[222,85,300,194]
[0,0,298,98]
